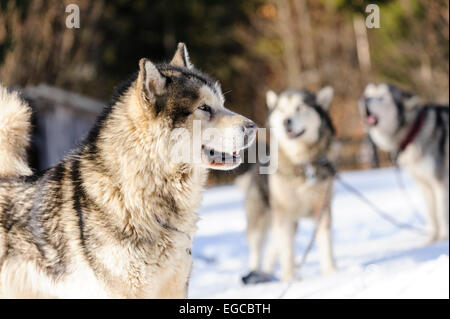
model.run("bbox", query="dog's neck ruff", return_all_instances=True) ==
[398,108,427,153]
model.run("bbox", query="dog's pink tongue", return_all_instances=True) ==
[366,114,378,125]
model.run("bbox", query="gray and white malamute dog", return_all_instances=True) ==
[0,43,256,298]
[243,87,337,282]
[359,83,449,242]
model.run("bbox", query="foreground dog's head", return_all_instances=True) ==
[358,83,420,152]
[266,87,335,157]
[129,43,256,170]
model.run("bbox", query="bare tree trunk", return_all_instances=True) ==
[293,0,316,69]
[275,0,302,87]
[353,15,372,80]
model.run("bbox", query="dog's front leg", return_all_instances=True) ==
[263,214,296,281]
[261,227,280,275]
[416,179,439,243]
[155,278,185,298]
[279,217,297,282]
[433,179,449,240]
[246,209,269,272]
[153,268,190,299]
[151,248,192,299]
[316,209,336,275]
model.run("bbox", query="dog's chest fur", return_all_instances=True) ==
[271,177,329,218]
[84,165,206,298]
[269,148,332,217]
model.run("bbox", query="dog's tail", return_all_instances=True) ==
[0,84,32,178]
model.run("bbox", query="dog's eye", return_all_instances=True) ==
[198,104,212,114]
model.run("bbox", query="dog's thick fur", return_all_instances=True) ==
[244,87,337,281]
[0,43,256,298]
[359,83,449,242]
[0,87,32,178]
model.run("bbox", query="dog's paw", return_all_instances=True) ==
[242,271,277,285]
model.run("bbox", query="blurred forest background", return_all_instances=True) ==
[0,0,449,177]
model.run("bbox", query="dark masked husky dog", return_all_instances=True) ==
[359,83,449,243]
[243,87,337,282]
[0,43,256,298]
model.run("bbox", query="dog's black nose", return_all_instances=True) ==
[283,118,292,130]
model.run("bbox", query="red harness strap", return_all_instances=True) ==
[399,110,427,152]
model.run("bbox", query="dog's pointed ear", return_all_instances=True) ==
[266,90,278,110]
[389,85,421,111]
[214,81,225,104]
[316,86,334,111]
[170,42,193,69]
[401,91,421,110]
[137,58,166,104]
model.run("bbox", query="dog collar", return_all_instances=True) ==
[294,157,336,184]
[398,109,427,153]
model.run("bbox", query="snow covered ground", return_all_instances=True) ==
[189,167,449,299]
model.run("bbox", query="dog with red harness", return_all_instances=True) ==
[359,83,449,243]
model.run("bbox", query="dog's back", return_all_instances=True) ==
[411,104,449,179]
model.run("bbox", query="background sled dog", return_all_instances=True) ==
[243,87,337,282]
[359,83,449,243]
[0,43,256,298]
